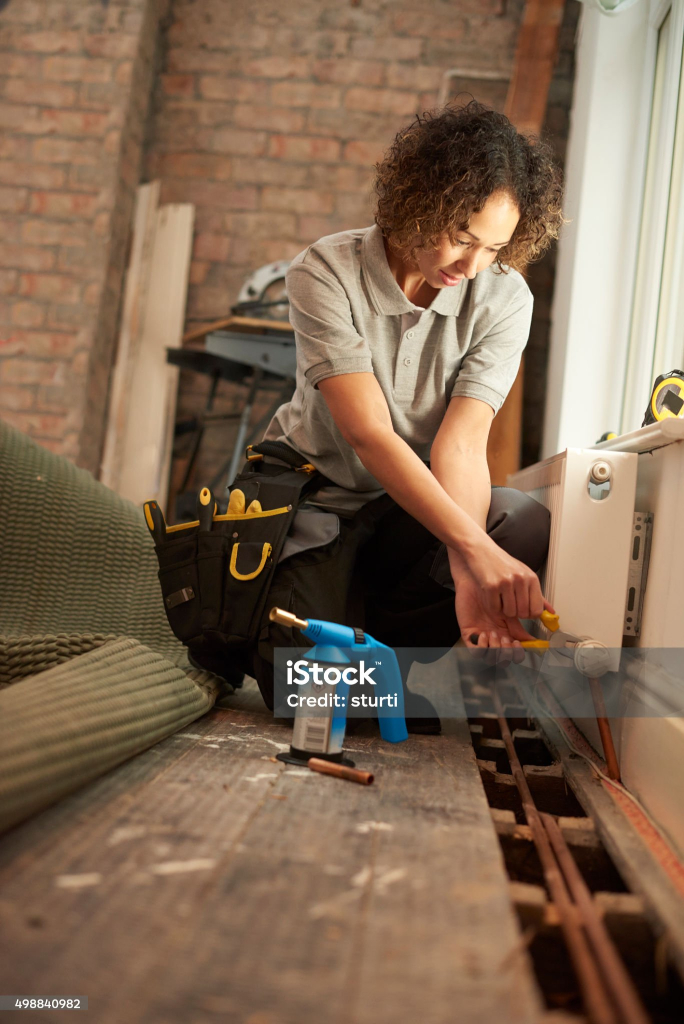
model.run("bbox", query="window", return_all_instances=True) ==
[621,0,684,431]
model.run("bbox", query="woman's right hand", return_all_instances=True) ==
[450,537,546,621]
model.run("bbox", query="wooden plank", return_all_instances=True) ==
[116,203,195,508]
[0,665,542,1024]
[487,0,565,485]
[182,314,294,344]
[539,712,684,980]
[100,181,160,491]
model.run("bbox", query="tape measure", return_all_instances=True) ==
[643,370,684,426]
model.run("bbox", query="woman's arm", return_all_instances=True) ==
[318,372,544,622]
[430,395,493,532]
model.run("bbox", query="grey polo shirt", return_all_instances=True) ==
[263,224,533,514]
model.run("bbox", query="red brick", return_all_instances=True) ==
[308,108,397,141]
[103,129,121,154]
[199,128,268,157]
[312,59,385,86]
[161,75,196,98]
[114,61,134,86]
[167,48,242,75]
[56,246,104,276]
[229,211,297,240]
[19,273,81,303]
[242,56,311,79]
[0,243,55,272]
[343,140,388,166]
[351,37,424,61]
[83,282,100,306]
[0,410,69,438]
[84,34,140,59]
[1,54,43,77]
[43,57,113,83]
[21,220,90,247]
[194,233,231,262]
[0,330,79,357]
[296,214,347,242]
[0,186,29,213]
[386,64,444,90]
[35,109,110,137]
[3,79,78,107]
[392,11,466,39]
[233,104,306,133]
[0,135,32,161]
[156,153,233,180]
[260,239,306,263]
[268,135,340,163]
[13,30,82,53]
[0,216,21,242]
[0,270,19,295]
[160,179,258,211]
[32,137,100,166]
[0,385,35,411]
[198,76,271,103]
[336,192,374,222]
[262,186,335,215]
[0,1,43,25]
[231,157,309,187]
[29,191,98,219]
[45,303,90,329]
[93,211,111,237]
[311,164,373,191]
[271,81,341,109]
[10,302,46,328]
[344,87,418,115]
[189,261,210,286]
[0,102,40,131]
[0,161,65,189]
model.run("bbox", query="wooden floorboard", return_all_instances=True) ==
[0,656,541,1024]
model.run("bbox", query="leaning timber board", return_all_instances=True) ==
[100,181,160,493]
[0,660,541,1024]
[116,202,194,508]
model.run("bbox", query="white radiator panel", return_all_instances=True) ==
[509,449,638,666]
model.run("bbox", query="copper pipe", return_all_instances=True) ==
[308,758,374,786]
[588,677,621,782]
[541,813,650,1024]
[491,689,618,1024]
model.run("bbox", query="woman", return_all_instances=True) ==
[260,101,563,718]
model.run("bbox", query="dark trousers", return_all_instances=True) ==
[251,485,550,707]
[357,486,551,652]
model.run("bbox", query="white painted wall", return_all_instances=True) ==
[542,1,653,456]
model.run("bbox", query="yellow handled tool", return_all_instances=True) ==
[469,609,560,648]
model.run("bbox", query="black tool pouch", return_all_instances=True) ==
[144,441,332,682]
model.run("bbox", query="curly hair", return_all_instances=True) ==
[373,100,564,273]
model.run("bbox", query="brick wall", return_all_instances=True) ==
[0,0,166,473]
[148,0,547,502]
[0,0,578,493]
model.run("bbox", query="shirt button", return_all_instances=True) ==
[406,330,415,340]
[404,357,412,366]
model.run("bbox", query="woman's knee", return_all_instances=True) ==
[486,487,550,571]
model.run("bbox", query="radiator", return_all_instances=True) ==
[513,432,684,857]
[508,448,638,668]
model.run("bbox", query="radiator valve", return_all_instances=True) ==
[590,461,612,484]
[573,639,612,678]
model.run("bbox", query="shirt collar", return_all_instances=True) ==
[360,223,467,317]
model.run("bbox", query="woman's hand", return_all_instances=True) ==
[451,536,546,620]
[450,543,555,663]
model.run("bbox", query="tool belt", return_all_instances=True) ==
[144,441,371,705]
